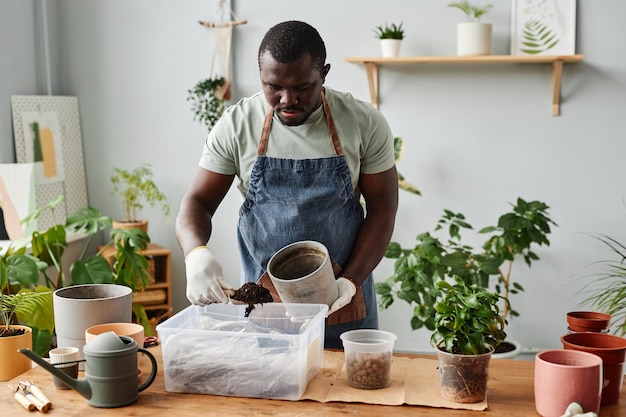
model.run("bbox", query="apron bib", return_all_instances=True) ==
[236,92,378,348]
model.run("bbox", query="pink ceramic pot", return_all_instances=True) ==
[561,332,626,405]
[534,350,602,417]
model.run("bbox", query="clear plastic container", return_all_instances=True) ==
[340,329,397,389]
[156,303,327,400]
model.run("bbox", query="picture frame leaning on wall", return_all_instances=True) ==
[510,0,577,56]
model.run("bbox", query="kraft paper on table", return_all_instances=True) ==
[301,350,487,411]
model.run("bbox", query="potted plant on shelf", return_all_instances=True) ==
[373,22,404,58]
[431,277,507,403]
[376,197,556,357]
[187,76,228,133]
[448,1,493,56]
[110,163,170,233]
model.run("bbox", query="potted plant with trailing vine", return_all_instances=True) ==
[376,197,556,356]
[448,1,494,56]
[431,277,507,403]
[110,163,170,233]
[373,22,405,58]
[187,76,227,132]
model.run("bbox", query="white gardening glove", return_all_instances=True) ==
[184,246,233,305]
[328,277,357,316]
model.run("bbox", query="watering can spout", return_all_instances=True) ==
[18,348,92,400]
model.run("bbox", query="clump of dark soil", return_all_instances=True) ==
[0,327,26,337]
[230,282,273,317]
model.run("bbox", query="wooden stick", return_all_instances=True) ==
[198,19,247,28]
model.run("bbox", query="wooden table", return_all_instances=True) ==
[3,346,626,417]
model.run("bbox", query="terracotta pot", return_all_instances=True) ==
[0,325,32,381]
[566,311,611,333]
[436,346,492,403]
[534,350,602,417]
[561,332,626,405]
[112,220,148,233]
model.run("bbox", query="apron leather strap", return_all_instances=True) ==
[257,90,344,156]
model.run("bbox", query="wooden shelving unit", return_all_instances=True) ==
[99,242,172,331]
[344,54,584,116]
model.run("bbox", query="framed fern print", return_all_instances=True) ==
[510,0,577,56]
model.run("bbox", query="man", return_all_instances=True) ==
[176,20,398,348]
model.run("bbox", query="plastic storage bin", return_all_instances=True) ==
[156,303,327,400]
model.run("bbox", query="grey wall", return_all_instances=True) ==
[2,0,626,353]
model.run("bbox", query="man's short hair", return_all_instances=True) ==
[258,21,327,73]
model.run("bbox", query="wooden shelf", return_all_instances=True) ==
[99,243,172,324]
[344,54,584,116]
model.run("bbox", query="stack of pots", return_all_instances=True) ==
[561,311,626,406]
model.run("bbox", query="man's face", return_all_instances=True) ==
[259,51,329,126]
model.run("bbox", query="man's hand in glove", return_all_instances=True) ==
[184,246,233,305]
[328,277,357,315]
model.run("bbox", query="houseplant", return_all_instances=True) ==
[187,76,227,132]
[373,22,404,58]
[448,1,493,56]
[376,197,556,354]
[0,265,52,380]
[577,233,626,336]
[394,137,421,196]
[110,163,170,232]
[4,196,154,356]
[431,277,507,402]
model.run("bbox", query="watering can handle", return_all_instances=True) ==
[137,348,158,392]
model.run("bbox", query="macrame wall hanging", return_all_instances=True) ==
[187,0,246,132]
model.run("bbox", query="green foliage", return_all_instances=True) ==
[448,1,493,22]
[373,22,405,40]
[376,197,556,330]
[0,290,52,333]
[431,277,507,355]
[187,76,227,132]
[578,234,626,336]
[394,137,421,196]
[1,196,153,354]
[520,20,560,55]
[111,163,170,223]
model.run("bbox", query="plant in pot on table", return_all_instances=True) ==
[373,22,404,58]
[0,257,52,380]
[376,197,556,357]
[431,277,507,403]
[110,163,170,233]
[4,195,154,356]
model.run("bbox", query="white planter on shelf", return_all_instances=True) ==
[456,22,492,56]
[380,39,402,58]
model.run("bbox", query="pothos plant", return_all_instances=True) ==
[376,197,556,331]
[187,76,227,132]
[431,277,507,355]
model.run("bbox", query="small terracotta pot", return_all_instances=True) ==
[534,350,602,417]
[561,332,626,405]
[566,311,611,333]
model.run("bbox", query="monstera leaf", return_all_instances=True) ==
[520,20,560,55]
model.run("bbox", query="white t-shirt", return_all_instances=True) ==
[199,87,395,197]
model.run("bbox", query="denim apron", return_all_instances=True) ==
[237,92,378,348]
